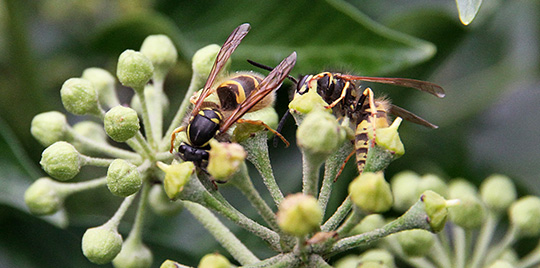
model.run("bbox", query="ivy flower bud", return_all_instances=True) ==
[448,179,485,229]
[157,161,195,200]
[82,226,123,264]
[334,255,361,268]
[449,178,478,197]
[509,196,540,237]
[421,190,451,232]
[60,78,100,116]
[140,35,177,78]
[349,172,393,213]
[373,117,405,157]
[297,109,346,162]
[232,106,279,143]
[104,106,140,142]
[396,229,434,257]
[391,171,421,212]
[112,237,153,268]
[277,193,323,236]
[148,184,183,216]
[360,249,395,268]
[40,141,81,181]
[416,174,448,199]
[351,214,386,235]
[81,67,118,108]
[31,111,68,146]
[24,177,65,215]
[117,50,154,90]
[289,86,329,115]
[192,44,225,88]
[198,253,230,268]
[160,260,183,268]
[106,159,142,197]
[488,260,513,268]
[480,174,517,214]
[207,140,247,181]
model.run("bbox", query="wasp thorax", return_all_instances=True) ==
[187,108,223,147]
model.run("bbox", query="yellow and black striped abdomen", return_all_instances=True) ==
[354,120,371,174]
[216,74,263,111]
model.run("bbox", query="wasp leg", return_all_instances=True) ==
[170,126,186,153]
[236,118,290,147]
[333,149,356,182]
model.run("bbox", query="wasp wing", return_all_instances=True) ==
[220,52,297,132]
[390,104,438,129]
[338,74,445,98]
[191,23,251,116]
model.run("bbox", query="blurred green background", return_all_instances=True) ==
[1,0,539,267]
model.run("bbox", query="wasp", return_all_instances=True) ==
[170,23,297,171]
[248,61,444,179]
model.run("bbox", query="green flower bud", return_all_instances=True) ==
[391,171,421,212]
[449,178,478,198]
[31,111,68,146]
[160,260,185,268]
[148,184,183,216]
[334,255,361,268]
[373,117,404,157]
[198,253,230,268]
[396,229,434,257]
[488,260,513,268]
[276,193,323,236]
[480,174,517,214]
[351,214,386,235]
[40,141,81,181]
[81,67,118,108]
[60,78,100,116]
[360,249,395,268]
[117,50,154,90]
[104,106,140,142]
[140,35,177,77]
[106,159,142,197]
[112,237,153,268]
[231,106,279,143]
[71,121,107,154]
[498,249,518,264]
[297,109,346,162]
[82,226,123,264]
[192,44,225,88]
[416,174,448,199]
[449,195,485,229]
[509,196,540,237]
[24,177,65,215]
[289,86,329,115]
[207,140,247,181]
[157,161,194,200]
[349,172,393,213]
[421,190,450,232]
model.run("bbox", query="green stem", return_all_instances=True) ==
[102,194,136,229]
[428,235,452,268]
[302,151,323,198]
[469,212,498,268]
[336,206,363,236]
[453,226,466,268]
[179,176,281,250]
[318,141,354,213]
[240,253,299,268]
[182,201,259,265]
[68,128,141,162]
[133,85,157,149]
[229,163,279,231]
[516,239,540,268]
[79,155,115,167]
[133,132,155,160]
[57,177,108,196]
[321,196,352,232]
[149,78,165,142]
[161,71,201,150]
[485,224,518,264]
[240,132,284,206]
[308,255,332,268]
[127,180,151,242]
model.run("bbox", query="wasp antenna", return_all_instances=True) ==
[247,59,298,84]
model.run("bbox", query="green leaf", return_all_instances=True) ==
[93,0,436,76]
[456,0,483,25]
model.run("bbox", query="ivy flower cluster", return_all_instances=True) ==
[23,30,536,268]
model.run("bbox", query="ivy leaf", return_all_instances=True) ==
[92,0,436,76]
[456,0,483,25]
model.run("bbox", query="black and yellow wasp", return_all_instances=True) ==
[170,23,297,170]
[248,61,444,178]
